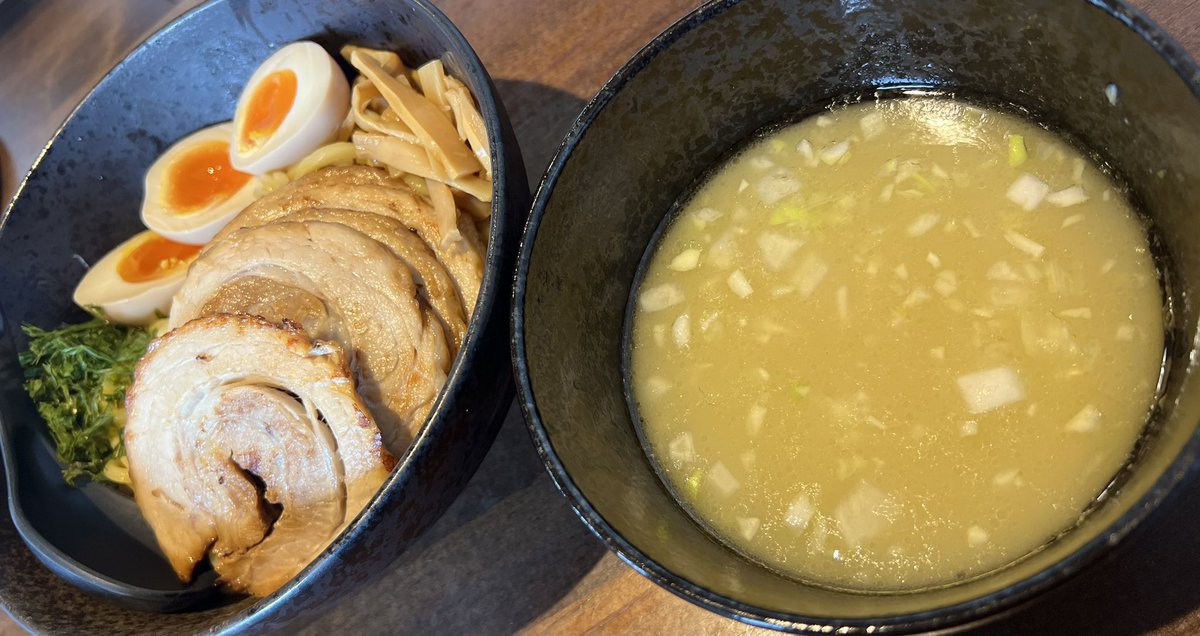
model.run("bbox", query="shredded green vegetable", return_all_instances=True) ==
[790,383,811,400]
[1008,134,1027,168]
[18,316,154,485]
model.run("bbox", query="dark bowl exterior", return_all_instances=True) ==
[514,0,1200,633]
[0,0,527,632]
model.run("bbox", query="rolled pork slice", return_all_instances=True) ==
[192,275,335,341]
[124,314,394,597]
[213,169,484,314]
[188,274,449,430]
[170,220,451,449]
[272,207,467,349]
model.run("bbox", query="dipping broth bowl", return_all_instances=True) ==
[0,0,527,632]
[513,0,1200,632]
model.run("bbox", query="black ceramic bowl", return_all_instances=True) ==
[0,0,527,632]
[514,0,1200,633]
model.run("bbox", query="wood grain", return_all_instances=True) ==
[2,1,1200,635]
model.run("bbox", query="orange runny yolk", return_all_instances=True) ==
[239,69,298,153]
[165,140,251,213]
[117,234,201,283]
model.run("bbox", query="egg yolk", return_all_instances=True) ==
[165,140,252,214]
[239,69,298,153]
[117,234,202,283]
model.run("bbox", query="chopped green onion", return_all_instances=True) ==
[770,202,813,226]
[770,197,839,229]
[1008,134,1027,167]
[790,382,811,400]
[912,172,936,194]
[685,468,704,497]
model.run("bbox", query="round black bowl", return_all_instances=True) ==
[513,0,1200,633]
[0,0,527,632]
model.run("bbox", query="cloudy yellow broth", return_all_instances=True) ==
[629,97,1164,590]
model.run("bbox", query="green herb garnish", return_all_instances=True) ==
[18,316,154,485]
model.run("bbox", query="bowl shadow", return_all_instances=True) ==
[493,79,589,188]
[296,407,610,635]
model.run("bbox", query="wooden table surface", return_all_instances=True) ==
[2,0,1200,634]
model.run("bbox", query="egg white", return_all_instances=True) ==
[141,122,259,245]
[73,230,193,326]
[230,41,350,175]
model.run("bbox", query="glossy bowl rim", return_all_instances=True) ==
[0,0,519,630]
[511,0,1200,632]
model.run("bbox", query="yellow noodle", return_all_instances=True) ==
[258,170,292,195]
[286,142,357,180]
[103,455,132,486]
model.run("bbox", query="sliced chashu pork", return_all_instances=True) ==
[124,314,393,596]
[270,207,466,348]
[192,275,331,337]
[170,220,451,450]
[203,209,467,350]
[271,163,400,190]
[211,167,484,314]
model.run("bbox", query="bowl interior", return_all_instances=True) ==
[517,0,1200,631]
[0,0,526,632]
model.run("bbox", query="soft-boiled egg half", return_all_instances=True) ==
[230,41,350,175]
[73,230,202,325]
[141,122,258,245]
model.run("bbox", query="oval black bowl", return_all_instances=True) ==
[0,0,527,632]
[514,0,1200,633]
